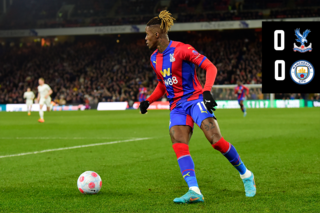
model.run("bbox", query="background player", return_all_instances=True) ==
[138,84,148,102]
[37,78,52,123]
[234,81,249,116]
[23,87,35,116]
[139,10,256,204]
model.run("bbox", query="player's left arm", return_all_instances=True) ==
[180,45,218,113]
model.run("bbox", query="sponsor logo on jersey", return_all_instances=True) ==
[293,28,312,53]
[290,60,314,85]
[192,50,199,55]
[160,68,171,77]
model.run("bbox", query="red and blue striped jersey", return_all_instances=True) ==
[139,87,147,100]
[234,85,249,99]
[150,40,207,110]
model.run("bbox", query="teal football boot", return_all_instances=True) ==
[173,190,204,204]
[242,173,256,197]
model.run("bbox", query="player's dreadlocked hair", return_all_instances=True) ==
[146,10,175,33]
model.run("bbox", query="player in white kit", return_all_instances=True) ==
[37,78,53,123]
[23,87,35,116]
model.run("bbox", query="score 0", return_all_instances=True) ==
[274,30,285,81]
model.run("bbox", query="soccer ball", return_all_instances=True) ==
[77,171,102,194]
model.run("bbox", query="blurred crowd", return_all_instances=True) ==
[1,30,316,105]
[3,8,320,29]
[0,40,152,105]
[0,32,264,105]
[1,0,320,29]
[0,0,317,105]
[195,38,262,86]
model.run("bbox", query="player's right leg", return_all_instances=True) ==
[46,97,52,112]
[27,105,31,115]
[239,99,247,116]
[27,100,33,115]
[38,99,45,123]
[26,103,30,115]
[169,108,204,204]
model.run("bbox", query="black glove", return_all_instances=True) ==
[203,91,217,113]
[139,101,150,114]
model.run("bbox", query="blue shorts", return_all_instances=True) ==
[238,97,245,104]
[169,98,216,130]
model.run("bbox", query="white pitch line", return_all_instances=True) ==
[0,138,150,159]
[0,137,133,140]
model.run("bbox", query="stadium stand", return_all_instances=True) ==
[1,0,320,29]
[202,0,230,12]
[269,8,320,18]
[0,31,262,104]
[115,0,158,16]
[169,0,198,13]
[0,0,317,105]
[177,10,263,22]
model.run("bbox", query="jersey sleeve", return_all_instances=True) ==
[178,44,207,67]
[200,58,218,91]
[46,84,52,91]
[23,92,26,98]
[146,81,166,104]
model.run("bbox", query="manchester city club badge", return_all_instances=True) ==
[290,60,314,84]
[293,28,312,53]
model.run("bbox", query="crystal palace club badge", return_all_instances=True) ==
[293,28,312,53]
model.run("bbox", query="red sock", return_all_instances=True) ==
[172,143,199,188]
[212,137,231,154]
[172,143,190,159]
[212,137,247,174]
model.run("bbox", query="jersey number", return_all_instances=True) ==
[197,101,208,113]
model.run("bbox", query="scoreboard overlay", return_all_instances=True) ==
[262,22,319,93]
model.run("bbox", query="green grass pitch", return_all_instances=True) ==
[0,108,319,212]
